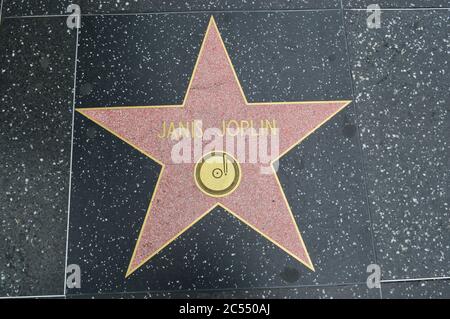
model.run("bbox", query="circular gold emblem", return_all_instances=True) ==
[195,151,241,197]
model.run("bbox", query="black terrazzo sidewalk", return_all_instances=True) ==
[0,0,448,299]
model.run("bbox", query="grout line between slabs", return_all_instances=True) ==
[82,8,341,16]
[2,8,337,20]
[0,282,368,299]
[65,281,371,298]
[59,277,450,298]
[0,294,65,300]
[0,0,3,25]
[381,276,450,283]
[346,7,449,11]
[2,276,449,298]
[339,0,382,300]
[4,13,71,19]
[3,6,449,19]
[63,16,80,297]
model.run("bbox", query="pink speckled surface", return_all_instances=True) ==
[79,18,349,275]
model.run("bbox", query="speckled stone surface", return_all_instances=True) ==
[344,1,448,8]
[0,17,76,296]
[82,0,342,15]
[76,13,352,108]
[3,0,448,17]
[345,10,449,280]
[76,14,207,108]
[382,279,450,299]
[3,0,341,17]
[1,5,449,299]
[2,0,74,16]
[68,283,380,298]
[66,13,376,296]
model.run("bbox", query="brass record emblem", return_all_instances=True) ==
[195,151,241,197]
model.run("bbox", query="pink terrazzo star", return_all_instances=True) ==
[78,17,351,277]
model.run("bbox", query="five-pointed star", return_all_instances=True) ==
[78,17,351,277]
